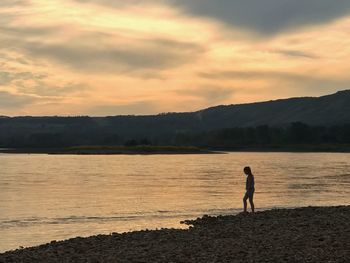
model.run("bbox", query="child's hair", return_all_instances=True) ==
[244,166,252,174]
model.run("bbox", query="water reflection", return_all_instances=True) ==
[0,152,349,252]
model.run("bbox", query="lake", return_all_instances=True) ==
[1,152,349,252]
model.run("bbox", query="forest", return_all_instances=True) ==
[1,120,349,151]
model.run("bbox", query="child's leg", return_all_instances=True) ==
[248,193,255,213]
[243,193,248,212]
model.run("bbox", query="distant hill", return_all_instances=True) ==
[0,90,350,148]
[195,89,350,128]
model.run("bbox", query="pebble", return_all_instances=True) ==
[0,206,349,263]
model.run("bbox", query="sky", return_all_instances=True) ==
[1,0,350,116]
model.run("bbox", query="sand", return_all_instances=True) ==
[0,206,349,262]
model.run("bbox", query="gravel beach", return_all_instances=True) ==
[1,206,349,263]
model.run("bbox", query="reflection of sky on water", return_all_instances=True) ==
[0,152,349,251]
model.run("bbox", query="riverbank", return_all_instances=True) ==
[0,206,349,262]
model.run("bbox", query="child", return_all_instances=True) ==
[243,166,255,213]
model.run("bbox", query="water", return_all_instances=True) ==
[0,152,349,252]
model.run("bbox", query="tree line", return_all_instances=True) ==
[174,122,350,150]
[0,122,349,150]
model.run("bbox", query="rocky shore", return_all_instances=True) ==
[1,206,349,262]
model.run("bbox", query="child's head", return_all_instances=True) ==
[244,166,252,175]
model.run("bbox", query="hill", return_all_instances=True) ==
[197,90,350,128]
[0,90,350,149]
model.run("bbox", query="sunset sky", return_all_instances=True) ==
[1,0,350,116]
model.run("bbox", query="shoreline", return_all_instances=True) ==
[1,206,349,262]
[2,148,350,155]
[0,146,223,155]
[210,144,350,153]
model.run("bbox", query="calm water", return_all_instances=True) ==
[0,152,349,252]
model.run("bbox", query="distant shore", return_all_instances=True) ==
[1,144,350,155]
[1,206,349,262]
[0,146,222,155]
[210,143,350,153]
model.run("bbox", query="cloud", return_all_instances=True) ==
[72,0,350,35]
[0,91,38,109]
[0,0,206,77]
[73,0,171,9]
[0,21,205,75]
[15,81,87,97]
[20,38,205,74]
[273,49,319,59]
[198,70,350,88]
[73,0,148,8]
[0,25,59,38]
[199,70,294,81]
[0,71,46,86]
[198,69,350,100]
[173,0,350,35]
[1,0,350,116]
[0,0,28,7]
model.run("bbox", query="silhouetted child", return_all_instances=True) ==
[243,166,255,213]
